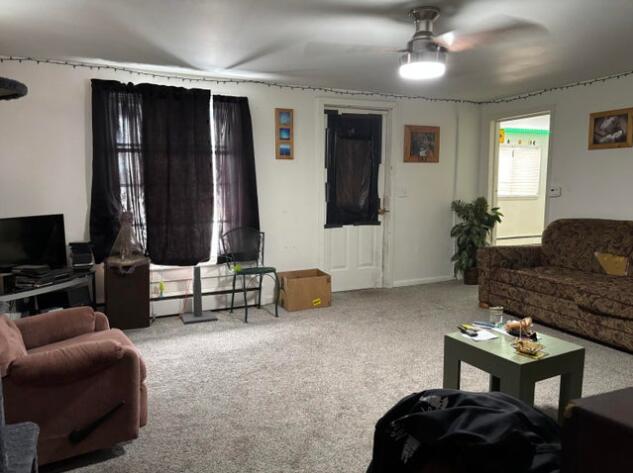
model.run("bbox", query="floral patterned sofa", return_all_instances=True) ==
[478,219,633,353]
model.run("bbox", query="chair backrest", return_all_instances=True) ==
[542,218,633,274]
[220,227,264,269]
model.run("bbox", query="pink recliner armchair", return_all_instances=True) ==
[0,307,147,465]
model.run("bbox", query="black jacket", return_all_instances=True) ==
[367,389,560,473]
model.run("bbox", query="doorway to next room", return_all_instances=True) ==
[492,113,551,246]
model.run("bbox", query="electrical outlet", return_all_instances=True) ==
[548,185,562,198]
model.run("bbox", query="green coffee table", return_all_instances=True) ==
[443,331,585,422]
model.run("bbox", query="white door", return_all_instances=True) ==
[323,108,388,292]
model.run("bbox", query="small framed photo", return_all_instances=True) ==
[588,108,633,150]
[404,125,440,163]
[275,108,294,160]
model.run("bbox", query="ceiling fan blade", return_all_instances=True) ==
[306,0,467,23]
[436,16,547,52]
[304,41,403,57]
[224,41,291,70]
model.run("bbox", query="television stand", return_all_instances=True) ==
[0,271,96,313]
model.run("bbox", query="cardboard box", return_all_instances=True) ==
[278,269,331,312]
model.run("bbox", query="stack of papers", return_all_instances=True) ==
[462,329,498,342]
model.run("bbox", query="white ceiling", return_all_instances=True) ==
[2,0,633,101]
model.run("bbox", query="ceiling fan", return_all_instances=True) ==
[301,4,546,81]
[399,6,449,79]
[224,2,546,81]
[395,6,545,79]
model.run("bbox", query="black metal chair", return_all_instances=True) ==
[1,376,39,473]
[220,227,279,323]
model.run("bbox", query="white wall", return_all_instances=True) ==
[479,75,633,225]
[0,61,480,312]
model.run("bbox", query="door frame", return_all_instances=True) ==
[314,97,397,289]
[487,108,555,245]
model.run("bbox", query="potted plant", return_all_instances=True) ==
[450,197,502,285]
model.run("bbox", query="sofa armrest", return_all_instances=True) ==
[15,307,99,349]
[478,245,543,305]
[8,340,126,386]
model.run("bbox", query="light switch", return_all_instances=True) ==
[548,185,562,198]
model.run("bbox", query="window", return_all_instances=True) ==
[497,145,541,198]
[114,94,147,248]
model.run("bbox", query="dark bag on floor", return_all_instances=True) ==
[367,389,561,473]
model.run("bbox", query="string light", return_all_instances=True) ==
[2,55,633,105]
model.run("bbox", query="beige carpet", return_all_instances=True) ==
[43,281,633,472]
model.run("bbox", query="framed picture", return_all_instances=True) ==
[275,108,294,160]
[404,125,440,163]
[588,108,633,150]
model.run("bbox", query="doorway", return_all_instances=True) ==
[492,113,551,245]
[323,108,388,291]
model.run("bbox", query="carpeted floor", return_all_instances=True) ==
[45,281,633,472]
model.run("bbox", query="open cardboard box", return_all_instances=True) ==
[278,269,331,312]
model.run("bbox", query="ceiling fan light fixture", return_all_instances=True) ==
[398,44,447,80]
[399,59,446,80]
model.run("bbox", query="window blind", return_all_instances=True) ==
[497,145,541,198]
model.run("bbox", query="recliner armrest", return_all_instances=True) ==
[15,307,100,349]
[95,312,110,331]
[8,340,127,386]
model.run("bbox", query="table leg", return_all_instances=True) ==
[500,374,535,406]
[443,344,461,390]
[489,375,501,392]
[559,360,584,423]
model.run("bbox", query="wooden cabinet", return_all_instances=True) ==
[105,260,150,329]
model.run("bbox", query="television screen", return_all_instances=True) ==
[0,214,67,269]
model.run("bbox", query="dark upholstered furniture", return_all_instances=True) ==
[1,376,39,472]
[479,219,633,353]
[0,307,147,465]
[562,387,633,473]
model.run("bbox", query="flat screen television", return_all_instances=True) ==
[0,214,67,269]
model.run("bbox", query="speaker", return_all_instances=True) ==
[69,242,94,270]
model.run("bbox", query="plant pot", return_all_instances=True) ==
[463,267,479,285]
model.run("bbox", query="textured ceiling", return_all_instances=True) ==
[2,0,633,101]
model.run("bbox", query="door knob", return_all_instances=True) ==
[377,208,390,215]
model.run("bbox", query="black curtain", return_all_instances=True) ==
[90,79,145,263]
[138,84,213,266]
[325,112,382,227]
[90,80,213,266]
[212,95,260,261]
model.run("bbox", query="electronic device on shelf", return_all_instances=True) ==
[69,242,95,271]
[12,266,74,289]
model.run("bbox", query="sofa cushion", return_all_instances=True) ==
[490,292,633,353]
[0,315,27,377]
[494,266,633,320]
[542,219,633,274]
[29,328,146,381]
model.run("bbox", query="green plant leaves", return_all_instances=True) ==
[450,197,503,277]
